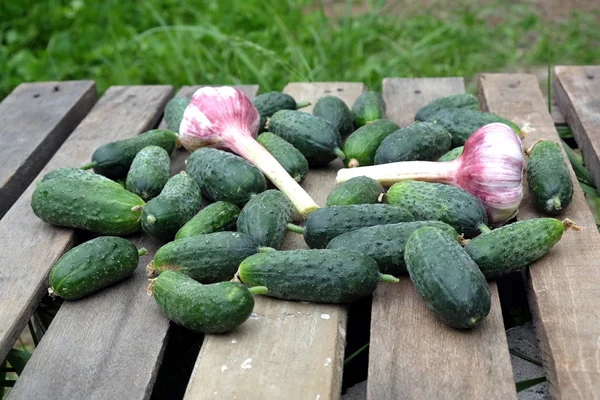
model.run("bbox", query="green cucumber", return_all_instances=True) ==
[164,96,190,132]
[374,122,452,164]
[81,129,178,179]
[49,236,146,300]
[405,226,491,329]
[327,221,458,275]
[326,176,384,206]
[386,181,488,238]
[175,201,240,240]
[237,190,294,249]
[141,172,202,240]
[438,146,464,162]
[343,119,399,168]
[125,145,170,201]
[257,132,309,183]
[252,91,310,132]
[414,94,480,121]
[526,140,574,215]
[186,147,267,206]
[239,249,398,303]
[31,173,145,235]
[313,96,354,137]
[147,231,262,282]
[41,167,104,182]
[352,91,386,127]
[150,270,267,333]
[267,110,345,166]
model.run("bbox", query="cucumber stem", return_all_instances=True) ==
[333,147,346,161]
[379,273,400,283]
[138,248,148,257]
[348,158,360,168]
[147,278,157,296]
[562,218,582,231]
[80,161,97,170]
[248,286,268,296]
[286,223,305,234]
[258,247,276,253]
[146,261,157,278]
[295,101,311,109]
[550,197,562,212]
[146,215,156,224]
[478,224,492,234]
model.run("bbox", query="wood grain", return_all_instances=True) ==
[184,82,366,400]
[367,78,516,400]
[479,72,600,399]
[0,81,97,220]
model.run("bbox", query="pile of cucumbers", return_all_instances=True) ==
[32,89,577,333]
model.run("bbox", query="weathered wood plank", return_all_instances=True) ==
[367,77,516,400]
[184,82,366,400]
[479,72,600,399]
[0,81,97,219]
[0,85,173,373]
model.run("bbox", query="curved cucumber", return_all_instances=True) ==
[257,132,309,183]
[343,119,399,168]
[175,201,240,240]
[414,94,480,121]
[326,176,384,206]
[313,95,355,137]
[125,145,170,201]
[374,122,452,164]
[438,146,464,162]
[164,96,191,132]
[41,167,105,182]
[352,91,386,127]
[252,91,310,132]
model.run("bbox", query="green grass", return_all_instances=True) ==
[1,0,599,98]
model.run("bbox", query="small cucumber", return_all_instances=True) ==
[352,91,386,127]
[125,145,170,201]
[252,91,310,132]
[343,119,399,168]
[186,147,267,206]
[150,270,267,333]
[526,140,574,214]
[239,249,398,303]
[141,172,202,240]
[374,122,452,164]
[175,201,240,240]
[81,129,178,179]
[438,146,464,162]
[164,96,191,132]
[414,94,480,121]
[326,176,384,206]
[405,226,491,329]
[313,95,355,137]
[386,181,488,238]
[41,167,104,182]
[257,132,309,183]
[49,236,146,300]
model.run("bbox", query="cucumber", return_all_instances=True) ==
[526,140,574,214]
[326,176,384,206]
[386,181,488,238]
[352,91,386,127]
[81,129,178,179]
[267,110,345,166]
[186,147,267,206]
[125,145,170,201]
[141,172,202,240]
[343,119,399,168]
[150,270,267,333]
[239,249,398,303]
[405,226,491,329]
[31,173,145,235]
[374,122,452,164]
[49,236,146,300]
[41,167,103,182]
[147,231,262,282]
[237,190,294,249]
[414,94,480,121]
[175,201,240,240]
[252,91,310,132]
[164,96,191,132]
[327,221,458,275]
[425,108,521,147]
[313,95,355,137]
[438,146,464,162]
[257,132,309,183]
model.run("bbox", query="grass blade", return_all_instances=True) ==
[556,126,573,139]
[344,342,370,365]
[509,349,542,367]
[6,348,31,376]
[562,140,595,187]
[28,320,39,347]
[516,376,546,392]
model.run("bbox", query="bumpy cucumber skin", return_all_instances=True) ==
[257,132,309,182]
[252,91,299,132]
[31,174,144,235]
[125,146,170,201]
[236,190,294,249]
[268,110,343,166]
[327,221,458,275]
[352,91,386,127]
[303,204,415,248]
[89,129,178,179]
[342,119,399,167]
[49,236,140,300]
[465,218,564,279]
[386,181,487,238]
[186,148,267,206]
[141,172,202,240]
[326,176,384,206]
[164,97,190,132]
[153,270,256,333]
[414,94,480,121]
[175,201,240,240]
[151,231,259,282]
[405,226,491,329]
[438,146,464,162]
[374,122,452,164]
[239,249,380,303]
[313,96,355,137]
[41,167,104,182]
[527,141,574,215]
